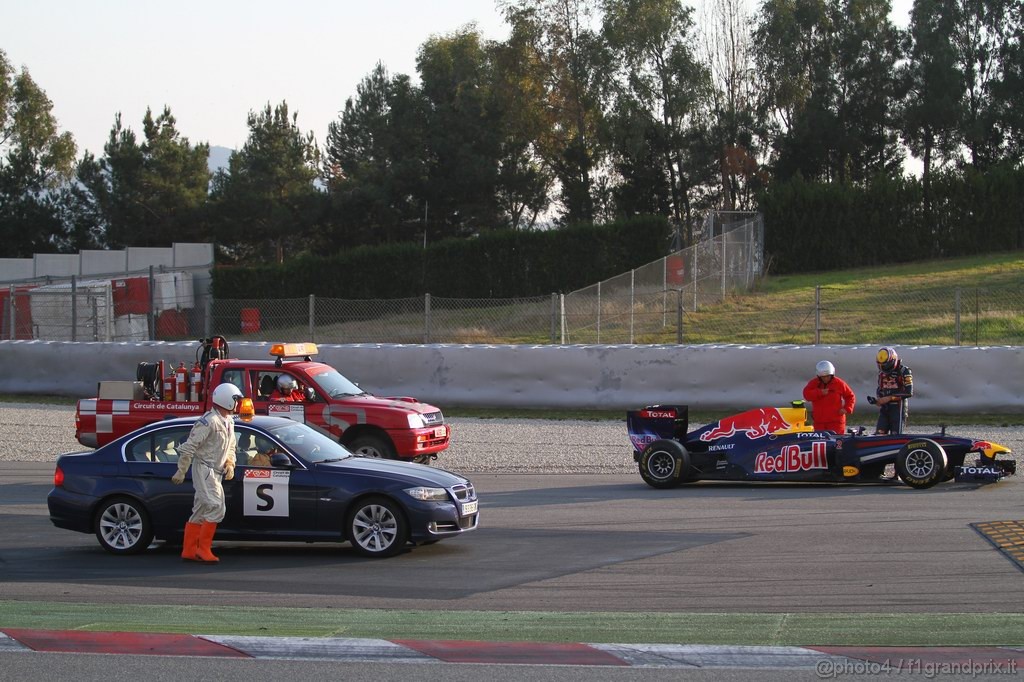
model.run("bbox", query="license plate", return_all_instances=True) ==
[434,425,448,438]
[461,500,477,516]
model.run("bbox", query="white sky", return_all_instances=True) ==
[3,0,914,158]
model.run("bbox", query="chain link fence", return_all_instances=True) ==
[560,214,764,343]
[7,213,1021,347]
[2,265,211,342]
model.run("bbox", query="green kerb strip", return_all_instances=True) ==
[1,602,1022,646]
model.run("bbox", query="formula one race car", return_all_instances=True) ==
[628,403,1015,490]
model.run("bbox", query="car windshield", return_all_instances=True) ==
[308,367,365,399]
[266,421,354,464]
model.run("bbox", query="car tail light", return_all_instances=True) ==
[54,466,64,488]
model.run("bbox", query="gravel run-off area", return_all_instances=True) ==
[2,402,1022,477]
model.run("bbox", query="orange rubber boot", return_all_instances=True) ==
[180,522,202,561]
[195,521,220,563]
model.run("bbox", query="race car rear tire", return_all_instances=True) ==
[638,439,693,489]
[895,439,948,489]
[94,496,154,555]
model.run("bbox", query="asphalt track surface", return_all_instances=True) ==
[3,408,1024,677]
[3,461,1024,614]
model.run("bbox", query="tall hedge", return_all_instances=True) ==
[761,166,1024,274]
[213,215,671,299]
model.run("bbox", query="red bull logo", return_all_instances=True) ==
[755,442,828,473]
[700,408,791,441]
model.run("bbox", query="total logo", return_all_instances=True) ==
[640,409,677,419]
[960,466,1001,475]
[755,442,828,474]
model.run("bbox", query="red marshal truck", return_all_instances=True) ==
[75,338,450,463]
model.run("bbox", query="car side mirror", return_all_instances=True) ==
[270,453,293,468]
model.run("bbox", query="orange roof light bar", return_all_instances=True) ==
[269,342,318,359]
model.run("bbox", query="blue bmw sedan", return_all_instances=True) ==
[48,416,479,558]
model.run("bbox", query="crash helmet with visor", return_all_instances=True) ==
[211,383,243,411]
[876,347,899,372]
[277,375,298,393]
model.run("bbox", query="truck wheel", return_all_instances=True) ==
[94,497,153,555]
[348,434,397,460]
[638,439,692,489]
[346,496,409,558]
[895,439,948,489]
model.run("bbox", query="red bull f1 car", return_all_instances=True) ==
[628,404,1015,490]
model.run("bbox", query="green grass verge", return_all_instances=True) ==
[0,601,1021,646]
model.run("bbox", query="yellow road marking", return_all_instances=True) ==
[972,520,1024,572]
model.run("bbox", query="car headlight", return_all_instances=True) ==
[404,486,449,501]
[407,413,427,429]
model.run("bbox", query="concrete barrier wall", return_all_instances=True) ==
[0,340,1020,414]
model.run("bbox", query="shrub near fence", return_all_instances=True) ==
[213,216,672,300]
[761,166,1024,274]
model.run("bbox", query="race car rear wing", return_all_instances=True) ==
[626,405,689,453]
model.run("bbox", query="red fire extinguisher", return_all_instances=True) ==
[174,362,189,403]
[163,366,174,402]
[190,361,203,402]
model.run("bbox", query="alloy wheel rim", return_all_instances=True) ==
[353,504,398,552]
[100,503,142,549]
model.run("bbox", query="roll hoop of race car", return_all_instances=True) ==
[628,403,1015,490]
[48,414,479,558]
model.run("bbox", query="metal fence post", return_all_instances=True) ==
[560,293,566,344]
[424,293,431,344]
[71,275,77,342]
[815,285,821,345]
[720,233,727,301]
[676,289,683,344]
[147,266,155,341]
[204,294,212,338]
[630,270,635,343]
[747,222,754,286]
[662,256,668,328]
[974,288,980,347]
[550,293,557,344]
[955,287,961,346]
[596,281,601,343]
[7,284,13,340]
[692,245,698,311]
[308,294,315,342]
[91,295,99,341]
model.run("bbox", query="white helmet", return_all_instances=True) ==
[815,360,835,377]
[277,375,297,392]
[211,383,243,411]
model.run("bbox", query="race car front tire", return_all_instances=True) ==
[639,439,693,489]
[895,439,948,489]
